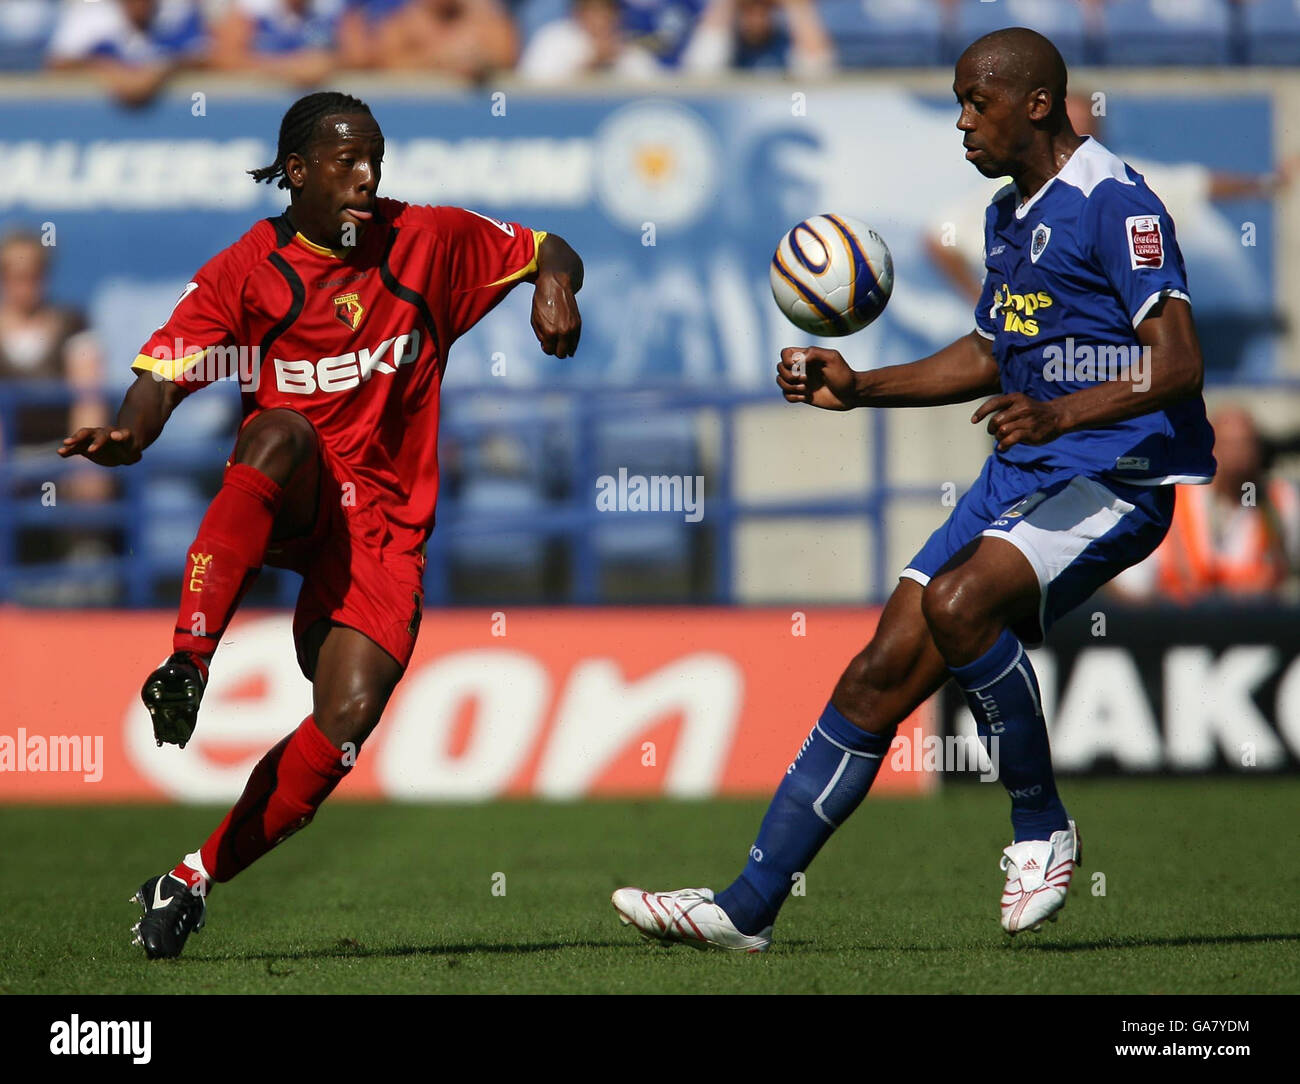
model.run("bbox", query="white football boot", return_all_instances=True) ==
[998,819,1080,935]
[611,887,772,953]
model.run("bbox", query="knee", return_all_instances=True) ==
[841,633,917,700]
[236,410,317,480]
[921,571,989,647]
[315,690,385,750]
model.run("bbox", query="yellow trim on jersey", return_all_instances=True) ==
[131,349,208,382]
[293,231,350,260]
[485,230,547,288]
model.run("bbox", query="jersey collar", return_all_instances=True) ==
[272,210,366,261]
[292,231,352,261]
[1014,135,1095,220]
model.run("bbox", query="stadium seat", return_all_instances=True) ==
[142,478,207,575]
[947,0,1089,66]
[590,411,698,571]
[1097,0,1232,65]
[818,0,944,68]
[1241,0,1300,64]
[0,0,54,72]
[445,475,550,575]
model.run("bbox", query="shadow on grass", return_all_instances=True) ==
[1013,931,1300,953]
[193,935,818,964]
[815,932,1300,955]
[196,938,648,963]
[188,932,1293,964]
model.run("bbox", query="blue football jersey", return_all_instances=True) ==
[974,137,1216,485]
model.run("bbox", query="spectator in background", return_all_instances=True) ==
[0,231,117,601]
[0,232,107,467]
[519,0,660,82]
[46,0,208,107]
[374,0,518,81]
[679,0,832,75]
[336,0,405,67]
[209,0,345,85]
[620,0,704,67]
[1112,406,1300,603]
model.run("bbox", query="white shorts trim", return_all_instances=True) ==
[979,475,1137,640]
[1121,473,1212,486]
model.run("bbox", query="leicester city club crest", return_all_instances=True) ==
[333,292,365,331]
[1030,223,1051,264]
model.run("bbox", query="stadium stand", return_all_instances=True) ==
[1240,0,1300,65]
[946,0,1089,66]
[1097,0,1232,66]
[3,1,1298,74]
[818,0,945,68]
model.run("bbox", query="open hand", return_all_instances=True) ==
[58,426,142,466]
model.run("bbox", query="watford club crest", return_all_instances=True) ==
[333,292,365,331]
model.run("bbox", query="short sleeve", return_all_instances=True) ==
[132,249,246,396]
[436,207,544,340]
[1086,180,1190,328]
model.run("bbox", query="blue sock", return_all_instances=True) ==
[949,627,1069,843]
[715,702,892,935]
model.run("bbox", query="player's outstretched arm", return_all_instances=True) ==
[58,372,184,467]
[530,233,583,359]
[971,297,1203,452]
[776,331,1000,411]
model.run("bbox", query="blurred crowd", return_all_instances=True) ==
[10,0,843,103]
[0,1,1291,104]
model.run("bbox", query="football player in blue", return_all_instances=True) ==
[612,26,1216,950]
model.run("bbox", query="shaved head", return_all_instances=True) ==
[958,27,1068,117]
[952,27,1079,188]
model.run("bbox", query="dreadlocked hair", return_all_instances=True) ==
[248,92,374,190]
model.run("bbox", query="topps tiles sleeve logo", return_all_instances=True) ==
[1126,215,1165,269]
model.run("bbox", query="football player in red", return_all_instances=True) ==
[58,92,584,958]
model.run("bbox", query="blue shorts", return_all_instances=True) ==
[902,457,1176,645]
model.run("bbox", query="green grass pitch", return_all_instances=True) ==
[1,778,1296,994]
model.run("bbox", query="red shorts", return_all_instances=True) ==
[254,434,425,680]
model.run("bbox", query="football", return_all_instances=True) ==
[770,214,894,337]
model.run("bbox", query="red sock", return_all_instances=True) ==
[173,463,283,662]
[198,716,351,884]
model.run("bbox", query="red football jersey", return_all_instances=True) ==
[134,200,544,557]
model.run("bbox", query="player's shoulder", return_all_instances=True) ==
[198,217,285,283]
[384,202,527,239]
[1063,138,1165,216]
[381,200,522,237]
[381,199,473,239]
